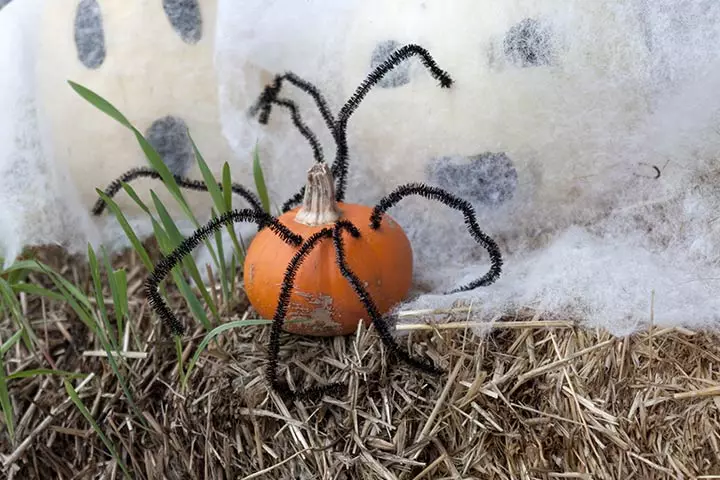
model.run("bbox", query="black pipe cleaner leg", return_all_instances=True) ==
[145,208,302,336]
[369,183,503,292]
[277,72,337,139]
[265,228,347,401]
[332,44,454,203]
[250,73,337,140]
[332,220,445,376]
[251,97,325,165]
[92,166,265,217]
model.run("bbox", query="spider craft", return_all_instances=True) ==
[93,44,504,401]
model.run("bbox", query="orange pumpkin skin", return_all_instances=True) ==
[243,203,413,336]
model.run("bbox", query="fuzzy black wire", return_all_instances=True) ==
[249,73,337,138]
[252,96,325,165]
[91,166,264,217]
[265,228,347,401]
[145,208,302,336]
[255,45,453,212]
[331,220,445,376]
[332,44,454,202]
[278,72,337,138]
[280,190,305,214]
[369,183,503,293]
[249,72,339,214]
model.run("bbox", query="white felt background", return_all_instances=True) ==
[0,0,718,335]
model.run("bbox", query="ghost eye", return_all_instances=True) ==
[370,40,412,88]
[74,0,106,69]
[503,18,553,67]
[162,0,202,44]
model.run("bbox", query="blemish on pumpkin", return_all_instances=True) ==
[292,292,343,334]
[309,304,342,335]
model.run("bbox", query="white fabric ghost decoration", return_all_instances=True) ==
[0,0,263,267]
[1,0,719,336]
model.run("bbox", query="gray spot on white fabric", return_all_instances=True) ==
[163,0,202,44]
[145,116,195,177]
[427,152,519,207]
[504,18,553,67]
[74,0,106,69]
[370,40,411,88]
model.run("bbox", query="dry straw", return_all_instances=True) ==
[1,247,720,479]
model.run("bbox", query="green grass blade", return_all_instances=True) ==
[148,216,212,332]
[182,319,273,389]
[252,144,271,214]
[0,329,24,356]
[0,279,36,350]
[87,246,116,351]
[95,190,154,271]
[221,162,247,264]
[101,246,128,340]
[6,369,87,381]
[64,379,132,478]
[151,191,219,326]
[67,81,134,128]
[222,163,233,211]
[37,263,147,429]
[191,132,226,214]
[68,81,196,225]
[175,337,185,383]
[11,283,65,302]
[0,350,14,445]
[111,268,128,343]
[211,211,231,303]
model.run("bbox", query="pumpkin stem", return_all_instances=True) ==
[295,163,341,225]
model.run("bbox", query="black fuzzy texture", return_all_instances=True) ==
[145,208,302,336]
[251,93,325,165]
[265,228,347,401]
[252,44,453,207]
[250,71,340,213]
[333,44,453,202]
[91,167,264,219]
[332,221,444,376]
[369,183,503,292]
[280,190,305,214]
[278,72,337,138]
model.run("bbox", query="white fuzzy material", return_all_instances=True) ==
[213,0,720,334]
[0,0,718,336]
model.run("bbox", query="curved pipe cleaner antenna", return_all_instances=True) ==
[92,166,265,217]
[249,72,337,139]
[250,72,340,214]
[252,44,454,211]
[332,44,454,202]
[250,95,325,165]
[331,220,445,376]
[369,183,503,292]
[145,208,302,336]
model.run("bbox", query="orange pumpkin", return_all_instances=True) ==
[243,163,413,336]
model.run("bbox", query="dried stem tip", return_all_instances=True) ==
[294,163,341,226]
